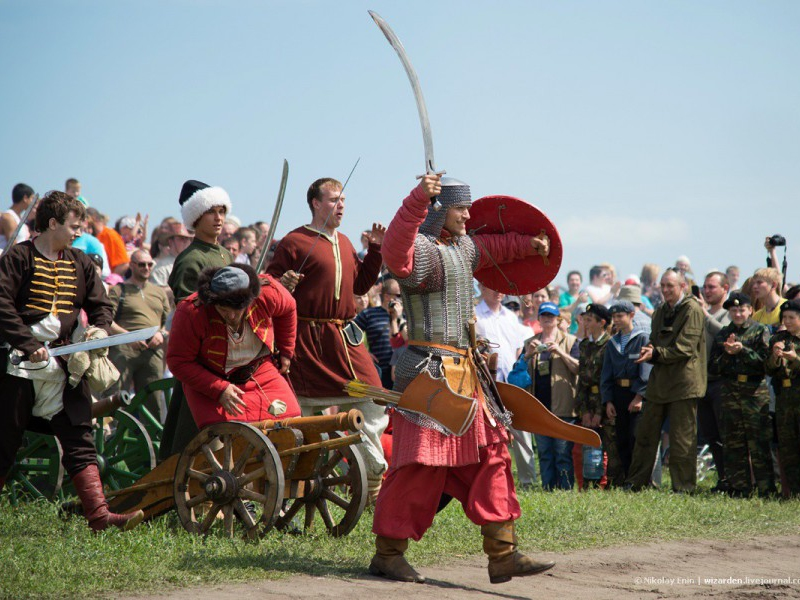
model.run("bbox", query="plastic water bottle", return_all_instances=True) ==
[582,444,604,480]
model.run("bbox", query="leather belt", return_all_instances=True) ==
[731,373,763,384]
[226,354,272,384]
[615,378,631,388]
[407,340,469,358]
[298,316,348,325]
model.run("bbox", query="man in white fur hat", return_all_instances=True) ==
[161,179,233,458]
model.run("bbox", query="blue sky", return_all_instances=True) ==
[1,1,798,287]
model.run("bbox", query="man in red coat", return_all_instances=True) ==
[267,177,388,501]
[370,175,554,585]
[167,264,301,428]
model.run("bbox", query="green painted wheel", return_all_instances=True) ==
[125,378,177,448]
[94,410,157,491]
[4,433,65,506]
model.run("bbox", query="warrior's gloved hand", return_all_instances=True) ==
[67,351,91,388]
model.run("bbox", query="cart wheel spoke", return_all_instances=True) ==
[186,491,208,509]
[222,503,234,537]
[239,488,267,504]
[234,499,257,529]
[223,434,233,471]
[233,444,255,476]
[303,502,317,530]
[321,487,351,510]
[320,450,344,477]
[199,503,220,532]
[315,498,336,530]
[237,466,266,486]
[201,443,223,471]
[187,468,209,483]
[321,475,349,488]
[277,497,303,526]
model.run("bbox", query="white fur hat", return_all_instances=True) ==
[178,179,232,231]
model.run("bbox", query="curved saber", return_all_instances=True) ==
[255,159,289,273]
[368,10,444,209]
[1,194,39,255]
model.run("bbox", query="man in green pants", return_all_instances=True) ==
[709,292,773,497]
[160,180,233,458]
[765,299,800,497]
[626,268,706,493]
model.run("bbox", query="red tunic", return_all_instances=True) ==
[267,226,383,397]
[166,274,301,428]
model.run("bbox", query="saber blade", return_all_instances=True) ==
[368,11,443,208]
[256,159,289,273]
[10,326,161,365]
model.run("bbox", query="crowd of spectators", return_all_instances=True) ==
[3,177,798,499]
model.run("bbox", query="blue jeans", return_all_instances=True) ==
[535,419,576,490]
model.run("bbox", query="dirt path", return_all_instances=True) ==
[125,535,800,600]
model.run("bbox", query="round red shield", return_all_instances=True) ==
[465,195,562,295]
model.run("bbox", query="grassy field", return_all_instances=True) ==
[2,485,799,599]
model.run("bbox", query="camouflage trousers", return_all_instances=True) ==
[720,380,774,495]
[775,386,800,497]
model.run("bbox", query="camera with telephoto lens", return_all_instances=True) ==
[768,234,786,247]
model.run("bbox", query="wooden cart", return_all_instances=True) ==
[105,409,368,538]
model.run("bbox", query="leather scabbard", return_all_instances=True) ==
[495,381,601,447]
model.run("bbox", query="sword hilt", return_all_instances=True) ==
[416,169,447,211]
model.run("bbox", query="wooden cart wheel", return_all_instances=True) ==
[95,410,157,491]
[174,422,284,539]
[275,432,368,537]
[4,433,65,505]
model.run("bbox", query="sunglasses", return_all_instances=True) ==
[134,261,155,268]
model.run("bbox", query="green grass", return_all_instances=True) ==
[1,488,799,599]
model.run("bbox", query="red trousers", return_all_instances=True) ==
[372,441,521,541]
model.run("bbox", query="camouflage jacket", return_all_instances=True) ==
[576,332,610,417]
[709,319,770,382]
[765,330,800,383]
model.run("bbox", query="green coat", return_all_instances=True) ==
[765,330,800,383]
[576,332,610,417]
[709,319,770,382]
[168,239,232,302]
[646,295,707,403]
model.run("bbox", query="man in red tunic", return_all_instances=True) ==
[167,264,301,427]
[267,177,388,500]
[370,174,554,584]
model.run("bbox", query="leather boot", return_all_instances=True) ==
[482,521,554,584]
[368,536,425,583]
[71,464,144,532]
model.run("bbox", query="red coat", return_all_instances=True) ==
[166,274,301,428]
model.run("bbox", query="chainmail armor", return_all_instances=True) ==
[392,185,511,432]
[418,178,472,237]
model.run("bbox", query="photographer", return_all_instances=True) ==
[354,276,404,390]
[765,234,787,292]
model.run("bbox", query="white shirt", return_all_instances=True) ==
[586,283,612,306]
[475,301,530,382]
